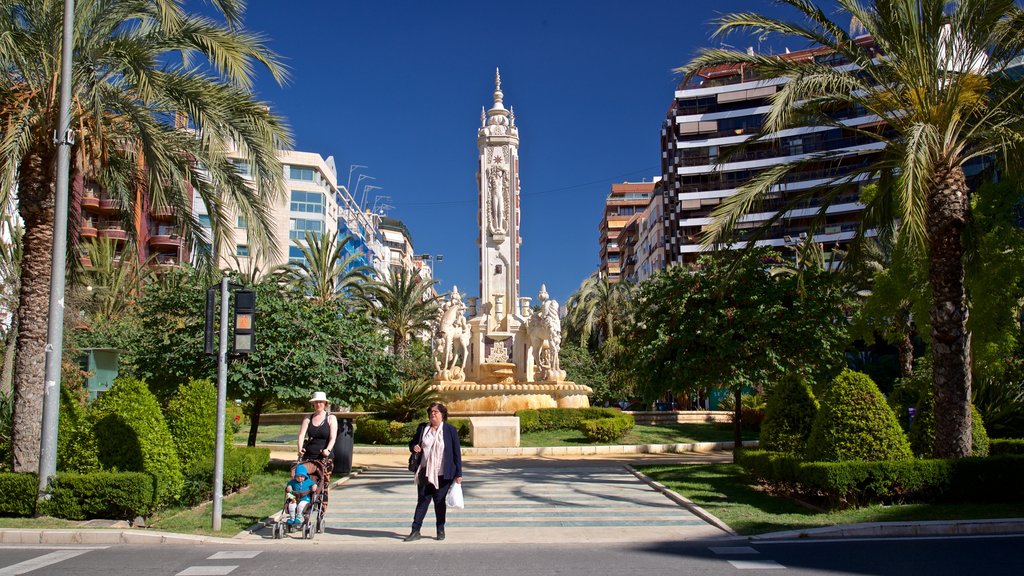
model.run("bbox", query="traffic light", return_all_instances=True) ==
[232,289,255,354]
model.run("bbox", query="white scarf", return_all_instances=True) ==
[420,424,445,488]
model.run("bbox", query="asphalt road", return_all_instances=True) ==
[1,533,1022,575]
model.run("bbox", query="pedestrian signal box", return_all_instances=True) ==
[232,289,255,354]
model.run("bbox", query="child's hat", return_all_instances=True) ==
[294,464,308,477]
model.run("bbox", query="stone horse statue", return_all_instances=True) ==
[433,287,470,382]
[526,285,565,382]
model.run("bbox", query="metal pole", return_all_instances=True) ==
[38,0,76,499]
[212,275,229,530]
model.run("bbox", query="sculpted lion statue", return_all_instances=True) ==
[526,285,565,382]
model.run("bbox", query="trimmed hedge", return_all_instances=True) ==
[516,407,623,433]
[354,418,471,445]
[806,370,912,462]
[40,472,157,520]
[0,473,38,516]
[57,385,99,473]
[991,438,1024,455]
[737,449,1024,508]
[166,379,221,473]
[578,414,634,443]
[89,377,183,505]
[179,447,270,507]
[760,374,818,455]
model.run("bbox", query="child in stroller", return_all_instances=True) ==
[274,458,332,539]
[285,464,316,525]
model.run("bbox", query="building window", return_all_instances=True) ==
[289,166,316,181]
[237,216,248,228]
[198,214,212,228]
[289,218,324,241]
[236,244,250,257]
[288,245,307,264]
[232,159,252,177]
[290,190,324,214]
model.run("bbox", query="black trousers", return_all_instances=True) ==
[411,471,453,532]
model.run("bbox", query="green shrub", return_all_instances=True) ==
[806,369,913,462]
[165,379,223,473]
[179,447,270,507]
[89,377,183,505]
[57,385,99,473]
[0,473,37,516]
[578,414,634,443]
[226,403,245,434]
[355,417,471,445]
[515,407,622,432]
[40,472,156,520]
[760,374,819,455]
[971,405,991,458]
[518,409,540,433]
[990,438,1024,455]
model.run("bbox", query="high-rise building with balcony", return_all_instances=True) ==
[598,181,656,282]
[661,39,882,265]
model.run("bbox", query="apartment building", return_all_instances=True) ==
[378,216,417,273]
[598,181,656,282]
[660,39,881,265]
[194,149,385,279]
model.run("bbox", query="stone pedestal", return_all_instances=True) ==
[469,416,520,448]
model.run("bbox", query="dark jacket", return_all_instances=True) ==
[409,422,463,479]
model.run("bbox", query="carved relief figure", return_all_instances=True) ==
[487,163,507,235]
[433,287,470,382]
[526,285,565,382]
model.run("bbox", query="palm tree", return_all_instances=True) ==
[0,213,22,397]
[275,230,372,305]
[679,0,1024,457]
[564,275,633,349]
[0,0,290,471]
[363,267,438,357]
[77,237,151,325]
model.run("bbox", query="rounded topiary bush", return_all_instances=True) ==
[89,377,183,505]
[57,384,99,473]
[165,379,224,473]
[805,369,912,462]
[760,374,819,455]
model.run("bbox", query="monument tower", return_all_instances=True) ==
[430,71,592,412]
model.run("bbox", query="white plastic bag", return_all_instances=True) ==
[446,482,465,509]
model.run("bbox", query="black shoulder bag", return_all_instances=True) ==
[408,423,424,472]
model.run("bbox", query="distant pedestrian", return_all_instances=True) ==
[404,402,463,542]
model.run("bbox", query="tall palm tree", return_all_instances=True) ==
[363,267,438,357]
[0,0,290,471]
[77,237,151,325]
[275,230,372,305]
[564,274,633,349]
[679,0,1024,457]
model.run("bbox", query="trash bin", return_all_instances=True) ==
[332,417,354,475]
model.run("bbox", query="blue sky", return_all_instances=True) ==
[232,1,795,302]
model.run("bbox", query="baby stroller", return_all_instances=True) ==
[273,457,333,540]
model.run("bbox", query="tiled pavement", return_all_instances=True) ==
[245,462,728,544]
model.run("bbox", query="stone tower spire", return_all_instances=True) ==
[475,68,522,342]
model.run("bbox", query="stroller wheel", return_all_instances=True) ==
[308,508,320,538]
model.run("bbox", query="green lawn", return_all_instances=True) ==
[637,463,1024,536]
[520,423,754,447]
[238,422,752,447]
[147,462,293,536]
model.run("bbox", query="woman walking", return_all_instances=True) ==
[405,402,463,541]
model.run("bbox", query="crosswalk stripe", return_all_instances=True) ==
[175,567,237,576]
[207,551,262,560]
[0,550,92,575]
[728,560,786,569]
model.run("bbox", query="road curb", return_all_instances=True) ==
[0,528,241,546]
[750,518,1024,540]
[625,464,738,536]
